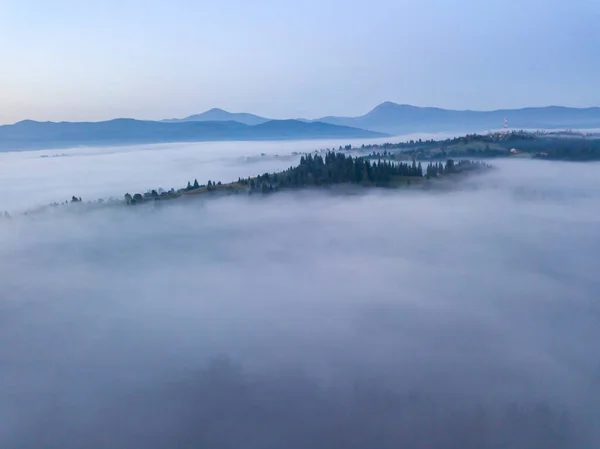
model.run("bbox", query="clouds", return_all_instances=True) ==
[1,146,600,447]
[0,136,438,214]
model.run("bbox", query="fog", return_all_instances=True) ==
[1,142,600,448]
[0,132,463,214]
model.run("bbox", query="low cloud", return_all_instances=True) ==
[1,157,599,448]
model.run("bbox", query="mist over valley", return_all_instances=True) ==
[1,139,599,447]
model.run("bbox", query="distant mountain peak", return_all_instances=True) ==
[14,119,41,125]
[163,108,270,126]
[375,101,401,109]
[204,107,228,113]
[367,102,423,116]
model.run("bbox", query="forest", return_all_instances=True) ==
[124,152,492,204]
[358,132,600,161]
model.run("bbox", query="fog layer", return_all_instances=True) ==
[1,158,599,448]
[0,133,461,214]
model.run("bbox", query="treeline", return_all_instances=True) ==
[185,179,223,191]
[430,145,508,159]
[359,131,534,152]
[234,152,490,193]
[424,159,492,177]
[124,152,492,204]
[232,152,424,192]
[528,138,600,161]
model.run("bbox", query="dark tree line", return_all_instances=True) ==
[359,131,534,152]
[125,152,492,205]
[241,152,424,190]
[425,159,491,177]
[527,139,600,161]
[237,152,490,193]
[430,145,508,160]
[183,179,223,192]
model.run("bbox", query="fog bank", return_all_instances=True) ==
[0,133,464,214]
[1,159,599,447]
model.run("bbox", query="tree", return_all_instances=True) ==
[193,179,199,189]
[207,180,213,191]
[124,193,133,204]
[133,193,143,203]
[151,190,158,198]
[186,181,192,190]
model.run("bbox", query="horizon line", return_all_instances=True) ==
[3,102,600,126]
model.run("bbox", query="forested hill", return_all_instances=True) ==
[357,132,600,162]
[0,151,492,220]
[123,152,491,204]
[2,152,491,218]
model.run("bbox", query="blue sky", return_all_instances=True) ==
[1,0,599,124]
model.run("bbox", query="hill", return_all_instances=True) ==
[0,119,386,151]
[315,102,600,135]
[163,108,269,125]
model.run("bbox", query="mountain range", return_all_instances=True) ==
[2,102,599,151]
[317,102,600,134]
[0,119,385,151]
[166,103,600,134]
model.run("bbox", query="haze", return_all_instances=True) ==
[1,140,599,447]
[1,0,599,124]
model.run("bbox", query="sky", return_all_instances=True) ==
[1,0,599,124]
[1,147,600,447]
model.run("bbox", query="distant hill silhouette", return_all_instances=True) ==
[163,108,269,126]
[161,103,600,135]
[0,119,386,151]
[314,102,600,134]
[5,103,599,151]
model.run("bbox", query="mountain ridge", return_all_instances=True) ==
[0,118,386,151]
[314,102,600,134]
[158,103,600,135]
[4,103,600,151]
